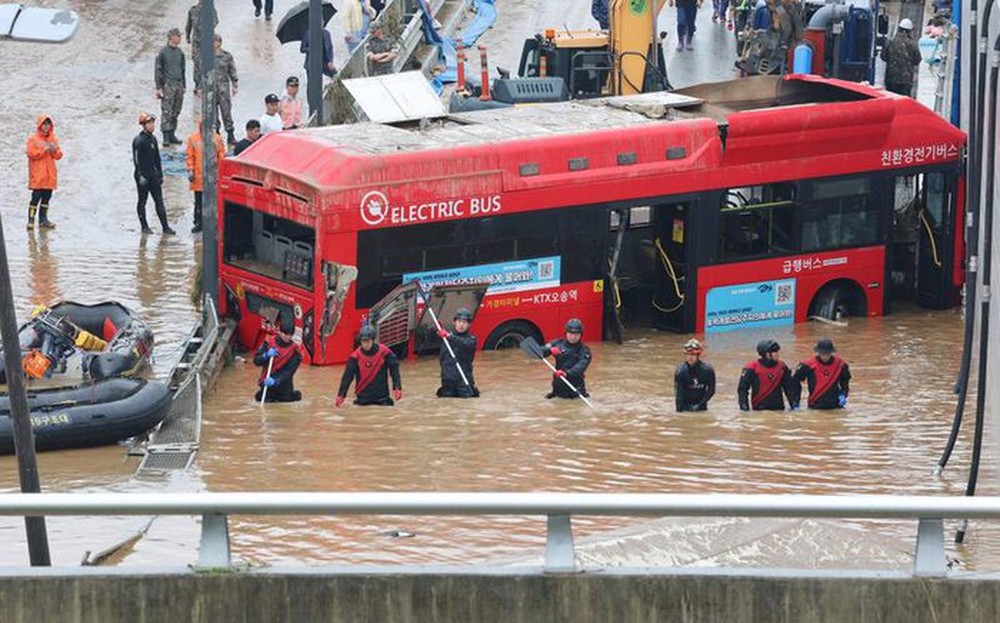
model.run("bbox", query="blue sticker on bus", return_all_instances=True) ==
[704,279,796,333]
[403,256,561,294]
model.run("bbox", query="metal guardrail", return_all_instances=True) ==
[1,492,995,576]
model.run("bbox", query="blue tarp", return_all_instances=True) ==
[419,0,497,91]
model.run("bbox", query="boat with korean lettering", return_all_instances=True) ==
[0,301,170,454]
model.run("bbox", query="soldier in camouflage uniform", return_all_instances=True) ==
[213,34,239,145]
[185,0,219,92]
[155,28,186,146]
[880,18,922,96]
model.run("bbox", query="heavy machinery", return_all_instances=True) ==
[450,0,670,110]
[737,0,887,82]
[516,0,670,99]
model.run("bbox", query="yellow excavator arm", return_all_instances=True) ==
[609,0,669,94]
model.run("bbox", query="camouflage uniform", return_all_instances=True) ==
[214,47,239,136]
[185,3,218,89]
[880,32,922,96]
[366,33,398,76]
[154,43,186,136]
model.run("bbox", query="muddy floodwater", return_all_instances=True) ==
[0,0,995,571]
[3,307,999,570]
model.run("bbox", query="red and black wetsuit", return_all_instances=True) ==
[542,338,592,399]
[792,355,851,409]
[437,330,479,398]
[253,336,302,403]
[337,343,402,406]
[737,358,796,411]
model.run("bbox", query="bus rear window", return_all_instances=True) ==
[223,202,316,289]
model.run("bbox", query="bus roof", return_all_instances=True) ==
[225,75,965,207]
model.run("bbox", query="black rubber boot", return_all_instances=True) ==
[27,205,36,230]
[38,204,55,229]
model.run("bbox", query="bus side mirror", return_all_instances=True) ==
[878,14,890,36]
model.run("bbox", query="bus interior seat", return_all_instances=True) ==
[274,235,293,265]
[293,240,313,257]
[258,230,275,263]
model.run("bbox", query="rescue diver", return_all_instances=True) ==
[542,318,592,399]
[737,339,797,411]
[675,338,716,411]
[791,338,851,409]
[253,314,302,403]
[336,324,402,406]
[437,307,479,398]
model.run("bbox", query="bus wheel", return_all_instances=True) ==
[484,320,542,350]
[809,281,866,321]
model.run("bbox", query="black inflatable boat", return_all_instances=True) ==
[0,378,170,454]
[0,301,154,385]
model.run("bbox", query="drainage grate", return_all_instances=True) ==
[139,451,194,471]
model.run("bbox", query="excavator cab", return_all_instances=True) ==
[517,32,614,99]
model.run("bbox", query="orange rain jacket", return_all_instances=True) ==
[26,114,63,190]
[185,129,226,192]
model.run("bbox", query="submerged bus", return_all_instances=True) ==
[217,74,966,365]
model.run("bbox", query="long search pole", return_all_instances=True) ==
[307,0,324,123]
[0,216,51,566]
[200,0,219,312]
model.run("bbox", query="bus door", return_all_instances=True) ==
[414,282,489,353]
[651,201,691,332]
[916,171,958,309]
[365,280,489,357]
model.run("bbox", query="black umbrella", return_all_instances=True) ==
[275,1,337,44]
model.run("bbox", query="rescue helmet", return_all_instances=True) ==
[683,339,703,355]
[453,308,473,321]
[898,18,914,31]
[358,324,376,340]
[275,312,293,335]
[756,339,780,356]
[564,318,584,333]
[138,112,156,125]
[815,338,835,354]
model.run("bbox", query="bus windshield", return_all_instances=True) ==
[223,202,315,290]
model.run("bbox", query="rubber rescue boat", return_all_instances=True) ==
[0,301,168,454]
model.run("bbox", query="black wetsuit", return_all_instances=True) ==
[737,358,797,411]
[131,130,170,231]
[675,360,716,411]
[542,338,592,399]
[437,330,479,398]
[337,343,402,406]
[791,355,851,409]
[253,336,302,403]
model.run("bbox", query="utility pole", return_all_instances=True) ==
[307,0,324,123]
[0,216,51,566]
[200,0,219,312]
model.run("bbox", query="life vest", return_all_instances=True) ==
[802,355,845,408]
[350,343,392,395]
[259,340,298,384]
[748,359,788,409]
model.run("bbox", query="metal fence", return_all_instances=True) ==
[2,492,997,576]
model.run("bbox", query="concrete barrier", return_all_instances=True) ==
[2,568,1000,622]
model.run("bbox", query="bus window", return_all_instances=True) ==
[610,206,653,230]
[719,183,798,260]
[801,176,879,252]
[223,202,315,289]
[356,206,605,308]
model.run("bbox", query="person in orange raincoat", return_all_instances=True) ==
[184,118,225,234]
[25,114,63,230]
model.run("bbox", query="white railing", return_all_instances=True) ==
[2,492,994,576]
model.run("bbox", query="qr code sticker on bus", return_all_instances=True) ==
[538,260,555,280]
[775,282,794,305]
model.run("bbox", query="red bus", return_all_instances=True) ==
[217,74,966,364]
